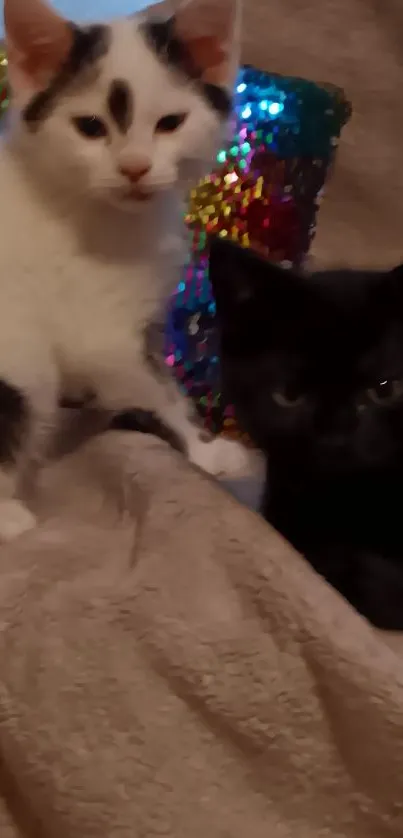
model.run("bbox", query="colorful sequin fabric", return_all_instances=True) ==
[165,65,351,438]
[0,51,8,114]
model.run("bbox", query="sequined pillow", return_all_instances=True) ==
[0,52,7,115]
[165,65,351,441]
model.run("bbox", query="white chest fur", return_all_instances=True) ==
[0,140,254,488]
[0,143,185,394]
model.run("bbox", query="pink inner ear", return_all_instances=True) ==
[11,35,71,85]
[185,35,227,78]
[173,0,236,86]
[5,0,73,89]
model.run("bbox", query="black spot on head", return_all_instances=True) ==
[107,79,134,133]
[0,380,28,466]
[23,23,111,128]
[143,18,198,79]
[141,18,232,118]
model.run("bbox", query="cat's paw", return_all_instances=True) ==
[188,435,251,477]
[0,500,37,543]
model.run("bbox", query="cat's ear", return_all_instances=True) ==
[387,263,403,308]
[173,0,240,87]
[4,0,73,100]
[209,237,296,319]
[390,264,403,281]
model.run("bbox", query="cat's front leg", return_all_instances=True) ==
[158,395,253,477]
[143,322,254,477]
[113,399,254,477]
[96,348,253,478]
[0,381,57,543]
[0,380,35,542]
[0,483,37,543]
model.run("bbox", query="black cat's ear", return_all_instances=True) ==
[209,236,292,317]
[387,263,403,305]
[390,263,403,281]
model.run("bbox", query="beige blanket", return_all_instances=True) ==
[2,0,403,835]
[0,431,402,838]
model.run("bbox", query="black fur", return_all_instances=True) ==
[111,408,185,453]
[107,79,134,133]
[0,380,28,465]
[23,24,110,128]
[209,236,403,629]
[141,18,232,117]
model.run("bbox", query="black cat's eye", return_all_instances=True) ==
[367,378,403,405]
[72,116,108,139]
[155,113,188,133]
[272,388,306,408]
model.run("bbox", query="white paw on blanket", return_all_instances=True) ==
[0,500,37,542]
[188,435,253,477]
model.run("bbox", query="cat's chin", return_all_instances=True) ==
[103,189,160,215]
[116,199,152,215]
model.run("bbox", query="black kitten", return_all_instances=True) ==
[209,236,403,630]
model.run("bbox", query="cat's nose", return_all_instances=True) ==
[119,162,151,183]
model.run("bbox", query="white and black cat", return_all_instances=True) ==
[0,0,250,541]
[209,236,403,630]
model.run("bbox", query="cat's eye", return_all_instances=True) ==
[155,113,188,133]
[72,116,108,139]
[272,388,306,408]
[367,378,403,405]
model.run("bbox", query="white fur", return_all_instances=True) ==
[0,12,250,539]
[0,500,37,541]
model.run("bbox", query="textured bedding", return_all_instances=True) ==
[0,431,403,838]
